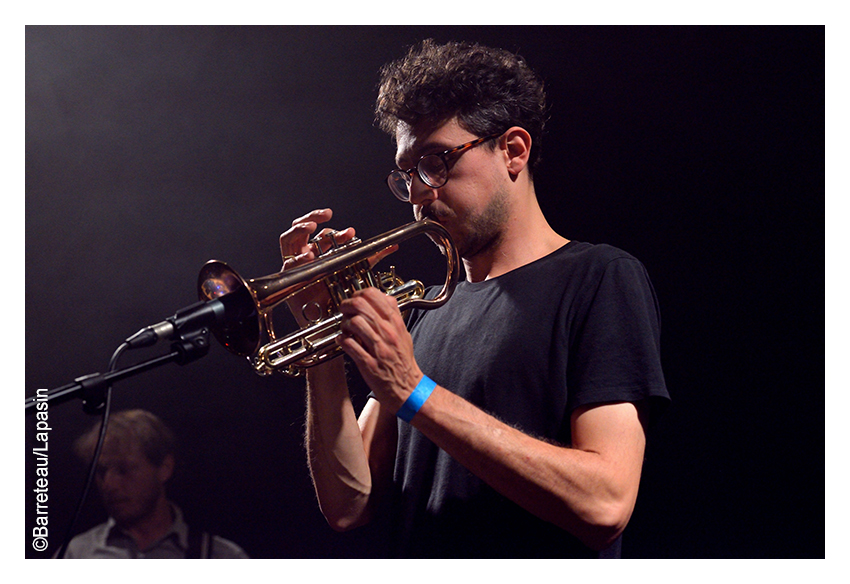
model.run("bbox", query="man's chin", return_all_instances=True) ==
[106,502,138,524]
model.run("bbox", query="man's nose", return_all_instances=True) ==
[408,175,438,206]
[98,468,119,491]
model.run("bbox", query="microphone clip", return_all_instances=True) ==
[170,324,211,365]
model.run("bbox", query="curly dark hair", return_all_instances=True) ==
[375,39,548,175]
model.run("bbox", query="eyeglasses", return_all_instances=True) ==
[386,133,502,202]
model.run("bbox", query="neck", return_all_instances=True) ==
[120,497,174,551]
[463,186,568,282]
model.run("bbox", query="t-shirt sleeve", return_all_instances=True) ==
[568,256,669,414]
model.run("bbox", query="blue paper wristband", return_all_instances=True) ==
[397,375,437,422]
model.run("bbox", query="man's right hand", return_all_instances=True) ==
[279,208,357,271]
[277,208,357,329]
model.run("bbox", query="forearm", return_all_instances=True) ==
[410,385,645,550]
[304,358,373,531]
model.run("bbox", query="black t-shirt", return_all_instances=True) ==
[385,241,670,558]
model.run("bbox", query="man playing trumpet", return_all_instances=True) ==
[279,39,669,558]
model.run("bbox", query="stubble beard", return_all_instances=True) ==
[418,187,510,261]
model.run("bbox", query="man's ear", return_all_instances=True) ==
[157,454,175,483]
[502,126,532,176]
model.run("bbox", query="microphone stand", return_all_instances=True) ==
[24,324,213,414]
[25,319,215,558]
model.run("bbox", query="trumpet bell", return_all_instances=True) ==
[197,261,261,357]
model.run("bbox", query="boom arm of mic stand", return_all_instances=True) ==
[24,326,212,412]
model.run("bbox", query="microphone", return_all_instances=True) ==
[125,298,230,349]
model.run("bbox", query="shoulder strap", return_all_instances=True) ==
[186,528,212,559]
[202,532,212,559]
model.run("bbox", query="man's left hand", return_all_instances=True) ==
[336,288,422,411]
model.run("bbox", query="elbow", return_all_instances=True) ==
[320,498,372,533]
[325,513,368,533]
[326,518,359,533]
[574,499,635,551]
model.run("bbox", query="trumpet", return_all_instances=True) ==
[197,219,459,377]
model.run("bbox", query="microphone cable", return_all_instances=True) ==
[54,340,129,559]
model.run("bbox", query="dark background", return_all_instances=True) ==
[25,26,824,559]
